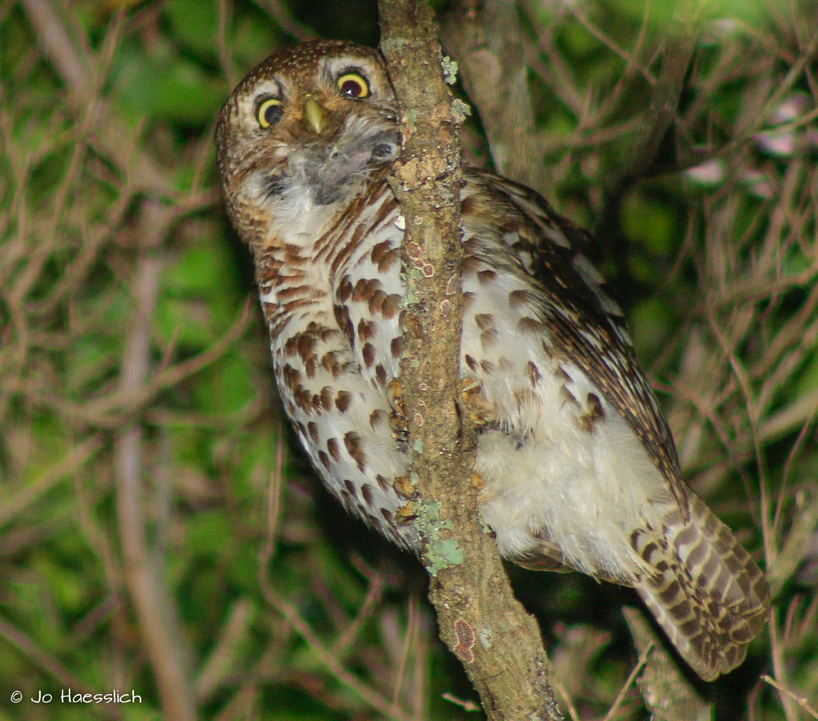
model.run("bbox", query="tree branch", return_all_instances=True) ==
[378,1,562,718]
[114,201,198,721]
[622,607,712,721]
[441,0,551,196]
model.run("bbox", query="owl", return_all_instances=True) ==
[216,39,770,681]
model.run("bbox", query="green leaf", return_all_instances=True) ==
[630,298,672,360]
[621,191,675,255]
[165,0,221,61]
[113,45,224,125]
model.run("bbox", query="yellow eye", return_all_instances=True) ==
[337,73,370,99]
[257,98,283,128]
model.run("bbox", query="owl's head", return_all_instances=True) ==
[216,40,400,245]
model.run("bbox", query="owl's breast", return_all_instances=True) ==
[254,180,417,550]
[322,183,406,388]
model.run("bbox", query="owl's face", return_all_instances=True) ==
[216,41,400,245]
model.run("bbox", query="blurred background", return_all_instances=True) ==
[1,0,817,718]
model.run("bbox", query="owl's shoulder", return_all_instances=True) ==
[462,168,601,261]
[461,168,624,336]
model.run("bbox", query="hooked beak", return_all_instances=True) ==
[304,96,330,134]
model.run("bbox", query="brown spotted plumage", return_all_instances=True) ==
[216,39,770,681]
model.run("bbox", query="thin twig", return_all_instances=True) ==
[391,594,417,710]
[0,616,122,720]
[20,0,87,90]
[602,641,653,721]
[196,599,255,702]
[331,573,385,655]
[0,433,105,529]
[259,546,413,721]
[262,421,287,563]
[258,423,412,720]
[762,675,818,720]
[250,0,318,41]
[30,299,254,427]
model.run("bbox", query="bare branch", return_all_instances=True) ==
[442,0,552,196]
[618,0,707,186]
[114,201,198,721]
[250,0,318,42]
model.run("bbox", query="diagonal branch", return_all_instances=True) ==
[378,1,562,718]
[441,0,552,196]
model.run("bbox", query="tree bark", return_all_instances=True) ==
[378,1,562,718]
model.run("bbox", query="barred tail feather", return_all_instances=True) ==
[631,491,771,681]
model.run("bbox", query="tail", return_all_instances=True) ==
[631,490,771,681]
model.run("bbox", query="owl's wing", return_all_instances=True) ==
[467,170,771,680]
[467,168,687,515]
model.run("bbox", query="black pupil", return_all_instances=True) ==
[341,79,363,97]
[264,103,281,125]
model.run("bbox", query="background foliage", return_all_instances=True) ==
[1,0,817,719]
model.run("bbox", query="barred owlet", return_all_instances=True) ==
[216,39,770,680]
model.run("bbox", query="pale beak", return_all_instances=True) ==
[304,96,330,134]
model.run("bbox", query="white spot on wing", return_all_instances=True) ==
[572,253,605,285]
[545,227,572,249]
[259,287,277,305]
